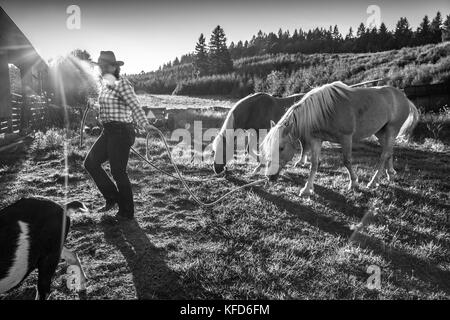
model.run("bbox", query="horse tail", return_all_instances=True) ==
[397,99,420,141]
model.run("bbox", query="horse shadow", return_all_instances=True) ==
[226,175,450,296]
[227,175,354,238]
[279,171,369,220]
[100,218,188,299]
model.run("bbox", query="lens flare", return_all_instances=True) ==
[48,53,101,253]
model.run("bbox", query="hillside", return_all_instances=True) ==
[128,42,450,98]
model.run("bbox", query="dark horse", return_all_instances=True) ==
[212,92,307,174]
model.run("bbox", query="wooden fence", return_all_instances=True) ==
[0,93,48,148]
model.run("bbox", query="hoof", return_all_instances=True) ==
[294,161,309,168]
[299,186,314,197]
[386,169,397,181]
[388,169,397,176]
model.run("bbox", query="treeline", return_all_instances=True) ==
[174,43,450,97]
[227,12,449,59]
[128,11,450,97]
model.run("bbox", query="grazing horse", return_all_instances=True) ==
[260,81,419,196]
[212,92,307,174]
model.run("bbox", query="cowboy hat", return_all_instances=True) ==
[95,51,124,66]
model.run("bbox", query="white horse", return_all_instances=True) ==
[260,81,419,196]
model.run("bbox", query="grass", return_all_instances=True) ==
[0,99,449,300]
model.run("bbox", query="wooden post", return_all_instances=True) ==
[0,49,12,132]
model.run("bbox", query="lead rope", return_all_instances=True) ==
[80,105,268,207]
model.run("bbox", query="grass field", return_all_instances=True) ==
[0,97,449,300]
[137,94,237,110]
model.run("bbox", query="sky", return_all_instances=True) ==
[1,0,449,74]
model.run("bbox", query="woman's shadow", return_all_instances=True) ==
[100,218,187,299]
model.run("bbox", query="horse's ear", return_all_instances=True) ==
[270,120,276,128]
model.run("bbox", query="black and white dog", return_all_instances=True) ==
[0,197,88,300]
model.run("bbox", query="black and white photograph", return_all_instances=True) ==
[0,0,449,308]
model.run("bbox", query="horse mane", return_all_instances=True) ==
[261,81,350,158]
[281,81,350,138]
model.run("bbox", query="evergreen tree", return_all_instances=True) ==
[378,22,392,51]
[355,23,367,52]
[266,32,280,54]
[193,33,209,76]
[332,25,342,41]
[443,14,450,41]
[430,11,443,43]
[345,27,354,40]
[394,17,413,48]
[71,49,92,62]
[356,23,366,38]
[208,25,233,74]
[416,15,432,45]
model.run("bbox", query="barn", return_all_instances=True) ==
[0,6,50,150]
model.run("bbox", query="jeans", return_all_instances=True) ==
[84,122,136,217]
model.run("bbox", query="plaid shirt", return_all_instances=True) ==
[97,77,149,129]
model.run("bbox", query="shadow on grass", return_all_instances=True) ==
[227,174,450,296]
[101,219,188,299]
[353,232,450,295]
[279,170,369,220]
[0,139,32,203]
[226,175,353,238]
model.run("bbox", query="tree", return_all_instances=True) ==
[394,17,413,48]
[355,23,367,52]
[51,49,98,120]
[342,27,355,52]
[345,27,354,40]
[378,22,392,51]
[208,25,233,74]
[70,49,92,62]
[443,14,450,41]
[193,33,209,76]
[416,15,432,45]
[430,11,443,43]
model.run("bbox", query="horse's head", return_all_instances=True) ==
[261,120,302,181]
[212,132,232,174]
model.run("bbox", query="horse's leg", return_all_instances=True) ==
[368,128,395,188]
[300,138,321,197]
[375,130,397,181]
[294,152,309,168]
[341,134,358,190]
[250,131,263,174]
[387,156,396,177]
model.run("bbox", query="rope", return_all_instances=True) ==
[79,78,382,207]
[80,105,268,207]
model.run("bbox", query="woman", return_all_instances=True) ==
[84,51,155,221]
